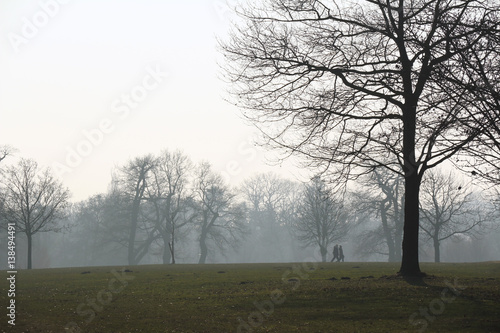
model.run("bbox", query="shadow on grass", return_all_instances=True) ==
[383,271,435,287]
[402,274,429,287]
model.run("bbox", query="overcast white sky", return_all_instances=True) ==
[0,0,306,201]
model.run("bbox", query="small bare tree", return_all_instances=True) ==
[0,145,16,165]
[240,172,298,261]
[147,150,193,264]
[419,169,492,262]
[113,154,158,265]
[0,145,16,234]
[354,169,404,262]
[192,162,247,264]
[0,158,70,269]
[72,194,107,266]
[293,177,350,262]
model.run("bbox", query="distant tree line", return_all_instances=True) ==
[1,145,497,269]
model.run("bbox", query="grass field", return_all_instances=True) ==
[1,262,499,332]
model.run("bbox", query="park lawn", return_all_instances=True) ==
[1,262,499,332]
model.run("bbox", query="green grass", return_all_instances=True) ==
[1,262,499,332]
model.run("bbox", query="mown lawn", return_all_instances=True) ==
[1,262,499,332]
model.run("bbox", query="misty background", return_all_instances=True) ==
[1,0,499,269]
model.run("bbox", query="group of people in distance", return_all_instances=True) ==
[330,244,344,262]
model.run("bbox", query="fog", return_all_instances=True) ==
[1,162,498,270]
[1,1,499,270]
[2,209,499,270]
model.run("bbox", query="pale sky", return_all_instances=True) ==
[0,0,306,201]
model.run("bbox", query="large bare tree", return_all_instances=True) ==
[221,0,500,275]
[0,158,70,269]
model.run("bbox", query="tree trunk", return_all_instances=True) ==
[380,200,396,262]
[319,244,327,262]
[128,198,141,265]
[27,232,33,269]
[169,241,175,264]
[399,170,422,276]
[394,228,403,262]
[399,101,423,276]
[394,206,404,262]
[134,232,157,265]
[127,219,138,265]
[433,236,441,263]
[199,231,208,264]
[393,193,404,262]
[170,224,176,264]
[162,233,172,264]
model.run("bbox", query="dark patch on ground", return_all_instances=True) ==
[239,281,253,285]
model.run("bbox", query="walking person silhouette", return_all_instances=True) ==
[331,244,339,262]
